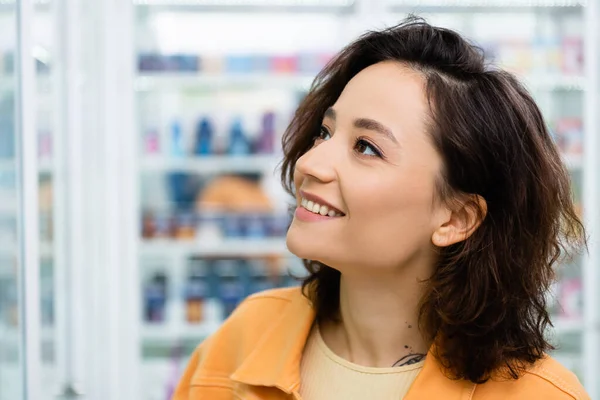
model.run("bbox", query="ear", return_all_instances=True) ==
[431,195,487,248]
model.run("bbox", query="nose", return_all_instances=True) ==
[295,137,338,184]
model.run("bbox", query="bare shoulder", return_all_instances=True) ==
[473,356,589,400]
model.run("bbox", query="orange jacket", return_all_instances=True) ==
[173,287,590,400]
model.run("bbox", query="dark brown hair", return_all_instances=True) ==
[280,16,586,383]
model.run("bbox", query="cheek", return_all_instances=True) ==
[340,171,438,265]
[350,169,435,217]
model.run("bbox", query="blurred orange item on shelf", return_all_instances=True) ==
[196,175,272,213]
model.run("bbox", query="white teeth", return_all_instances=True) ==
[300,197,342,217]
[312,203,321,213]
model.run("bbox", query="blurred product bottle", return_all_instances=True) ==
[244,213,267,238]
[194,117,213,156]
[40,261,54,326]
[144,272,168,323]
[141,210,157,238]
[173,211,196,240]
[0,276,19,326]
[218,260,246,318]
[170,120,185,157]
[144,128,160,155]
[255,111,276,154]
[248,260,272,295]
[185,260,208,324]
[228,118,250,155]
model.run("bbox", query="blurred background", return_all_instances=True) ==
[1,0,599,399]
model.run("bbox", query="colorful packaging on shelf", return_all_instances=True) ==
[561,37,584,76]
[199,55,224,75]
[170,120,186,157]
[194,117,213,156]
[216,259,247,318]
[143,272,169,323]
[222,213,245,238]
[228,118,251,155]
[247,260,273,295]
[0,275,19,327]
[271,55,298,74]
[225,55,254,74]
[40,260,54,326]
[138,53,167,72]
[138,53,199,73]
[265,213,291,238]
[173,211,196,240]
[251,55,271,74]
[38,130,53,159]
[185,259,209,324]
[254,111,276,154]
[168,54,199,73]
[152,212,173,238]
[555,118,583,156]
[243,213,267,238]
[144,129,160,155]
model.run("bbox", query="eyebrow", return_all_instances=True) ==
[323,107,398,145]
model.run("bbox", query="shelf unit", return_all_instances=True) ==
[139,238,289,257]
[140,155,280,174]
[92,0,600,399]
[135,74,315,92]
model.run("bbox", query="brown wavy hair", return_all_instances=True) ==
[280,16,586,384]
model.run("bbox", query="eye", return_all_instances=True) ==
[316,125,332,141]
[354,138,382,158]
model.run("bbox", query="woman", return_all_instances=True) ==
[173,17,589,400]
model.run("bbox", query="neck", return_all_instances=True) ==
[320,265,431,368]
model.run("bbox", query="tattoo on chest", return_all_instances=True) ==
[391,353,426,367]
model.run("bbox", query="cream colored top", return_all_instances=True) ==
[299,325,425,400]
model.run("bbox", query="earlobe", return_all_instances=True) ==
[431,195,487,248]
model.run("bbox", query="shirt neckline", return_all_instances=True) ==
[314,324,426,375]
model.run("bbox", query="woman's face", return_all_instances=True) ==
[286,61,450,273]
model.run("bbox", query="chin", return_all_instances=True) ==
[286,225,323,261]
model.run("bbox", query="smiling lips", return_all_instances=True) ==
[300,197,343,217]
[295,191,345,222]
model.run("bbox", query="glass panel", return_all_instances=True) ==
[0,0,24,399]
[34,1,57,396]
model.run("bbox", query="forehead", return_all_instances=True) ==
[331,61,430,139]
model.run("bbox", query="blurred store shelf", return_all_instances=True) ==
[0,158,53,174]
[523,75,586,92]
[139,238,289,257]
[134,73,314,91]
[0,241,53,259]
[389,0,584,9]
[141,321,220,341]
[0,75,52,93]
[140,155,280,174]
[134,73,585,93]
[0,326,55,346]
[133,0,354,12]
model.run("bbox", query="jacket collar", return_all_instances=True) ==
[230,288,476,399]
[230,289,316,393]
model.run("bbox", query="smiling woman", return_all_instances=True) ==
[172,16,589,400]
